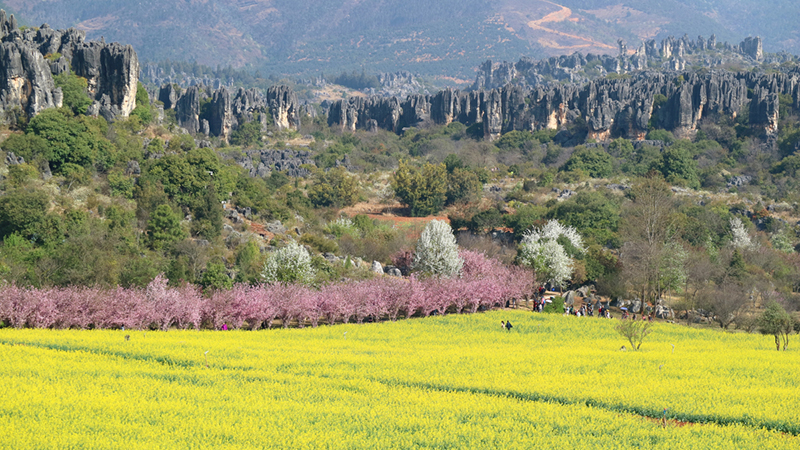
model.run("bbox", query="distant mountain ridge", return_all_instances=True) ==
[1,1,799,76]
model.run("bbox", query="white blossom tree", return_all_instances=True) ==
[261,241,315,285]
[658,241,688,297]
[413,219,463,277]
[730,217,754,250]
[771,229,794,253]
[517,220,585,288]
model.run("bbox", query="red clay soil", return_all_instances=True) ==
[223,203,275,241]
[352,214,449,225]
[340,201,448,223]
[338,201,449,238]
[246,221,274,241]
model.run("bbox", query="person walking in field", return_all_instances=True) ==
[504,320,513,331]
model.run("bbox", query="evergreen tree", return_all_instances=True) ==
[191,185,224,240]
[201,260,233,291]
[147,204,186,251]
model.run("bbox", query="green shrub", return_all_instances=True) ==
[392,161,447,217]
[300,233,339,254]
[129,82,153,124]
[352,214,375,234]
[468,208,503,233]
[325,217,359,238]
[201,260,233,291]
[54,73,92,115]
[108,170,135,199]
[308,167,360,208]
[657,144,700,188]
[446,168,482,205]
[190,185,224,240]
[496,130,535,151]
[1,133,51,162]
[230,120,263,148]
[0,189,50,240]
[26,108,116,172]
[60,163,89,188]
[646,129,675,144]
[6,164,38,186]
[543,296,564,314]
[561,147,613,178]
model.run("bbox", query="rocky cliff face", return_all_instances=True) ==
[165,83,300,141]
[750,85,779,137]
[141,62,231,91]
[328,70,797,143]
[740,37,763,61]
[175,86,203,134]
[158,83,179,110]
[266,85,300,131]
[208,88,233,139]
[472,35,777,91]
[0,10,139,122]
[71,41,139,119]
[0,36,60,119]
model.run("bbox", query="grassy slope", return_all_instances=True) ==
[1,311,798,448]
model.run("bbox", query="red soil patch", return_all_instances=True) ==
[246,221,274,241]
[353,214,449,225]
[338,201,450,239]
[340,201,449,225]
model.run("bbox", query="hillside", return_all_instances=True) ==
[2,0,800,76]
[497,0,800,56]
[0,0,537,76]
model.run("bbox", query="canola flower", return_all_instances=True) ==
[0,311,798,449]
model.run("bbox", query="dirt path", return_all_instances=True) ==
[527,1,572,26]
[526,0,615,50]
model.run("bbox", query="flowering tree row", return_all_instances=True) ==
[0,251,532,330]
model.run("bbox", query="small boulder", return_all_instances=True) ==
[126,160,141,176]
[266,220,286,234]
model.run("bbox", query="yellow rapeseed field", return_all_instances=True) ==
[1,311,798,449]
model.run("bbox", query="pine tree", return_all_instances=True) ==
[147,204,186,251]
[191,184,223,240]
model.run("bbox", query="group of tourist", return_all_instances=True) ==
[563,303,612,318]
[620,310,653,321]
[526,286,614,318]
